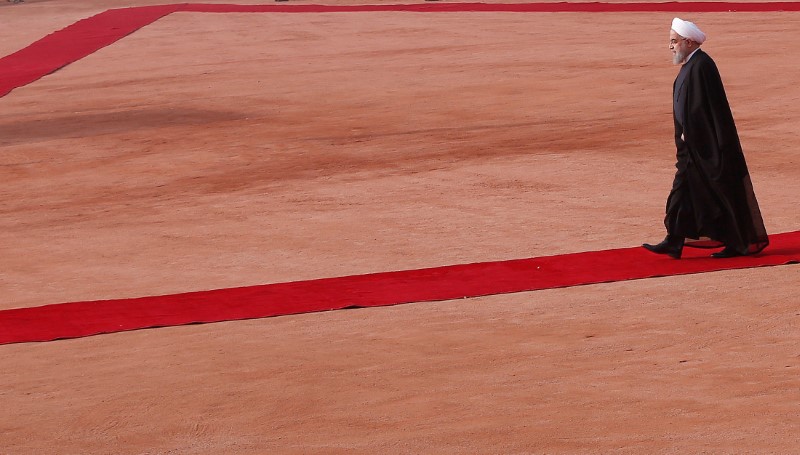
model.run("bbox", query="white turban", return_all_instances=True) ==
[671,17,706,44]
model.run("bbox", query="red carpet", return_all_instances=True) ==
[1,231,798,345]
[4,2,800,97]
[2,4,799,343]
[0,5,180,98]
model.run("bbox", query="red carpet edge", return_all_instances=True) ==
[1,230,798,345]
[3,3,800,97]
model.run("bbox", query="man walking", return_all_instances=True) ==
[643,18,769,259]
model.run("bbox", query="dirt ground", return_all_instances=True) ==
[1,1,799,453]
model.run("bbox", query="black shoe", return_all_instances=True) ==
[642,237,683,259]
[710,246,742,258]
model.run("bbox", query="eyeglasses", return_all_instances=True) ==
[669,38,687,45]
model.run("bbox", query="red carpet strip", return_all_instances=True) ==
[1,230,798,345]
[4,2,800,97]
[2,3,799,342]
[0,5,180,98]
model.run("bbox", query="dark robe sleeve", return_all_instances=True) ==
[684,55,747,181]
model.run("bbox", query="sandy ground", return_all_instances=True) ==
[1,1,799,453]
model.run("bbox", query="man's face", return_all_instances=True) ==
[669,30,691,65]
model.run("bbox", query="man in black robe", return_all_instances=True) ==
[643,18,769,259]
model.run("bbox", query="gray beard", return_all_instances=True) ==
[673,50,687,65]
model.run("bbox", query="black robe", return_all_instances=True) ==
[667,49,768,255]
